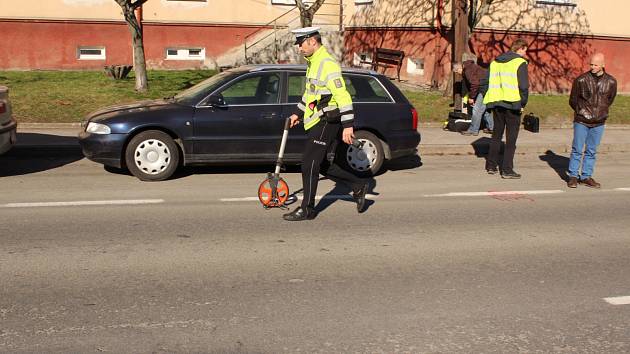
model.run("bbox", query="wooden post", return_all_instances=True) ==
[452,0,468,112]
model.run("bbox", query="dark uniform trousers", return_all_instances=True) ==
[301,120,365,209]
[487,106,521,173]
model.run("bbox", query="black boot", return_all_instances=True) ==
[353,182,369,213]
[283,206,317,221]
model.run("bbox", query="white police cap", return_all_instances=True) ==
[291,26,321,45]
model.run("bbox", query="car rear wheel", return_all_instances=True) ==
[338,130,384,177]
[125,130,180,181]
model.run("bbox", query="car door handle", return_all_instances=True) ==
[261,112,277,119]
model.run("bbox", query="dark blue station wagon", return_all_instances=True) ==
[79,65,421,181]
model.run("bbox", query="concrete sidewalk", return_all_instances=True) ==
[8,122,630,157]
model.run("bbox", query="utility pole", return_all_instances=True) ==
[452,0,469,112]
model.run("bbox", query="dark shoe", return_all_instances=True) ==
[567,177,578,188]
[353,182,369,213]
[501,171,521,179]
[461,130,479,136]
[580,177,601,189]
[486,167,499,175]
[282,207,317,221]
[483,128,493,134]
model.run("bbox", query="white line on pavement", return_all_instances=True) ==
[603,296,630,305]
[614,188,630,191]
[1,199,165,208]
[423,190,565,197]
[220,194,378,202]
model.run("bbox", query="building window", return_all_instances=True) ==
[353,52,372,68]
[166,47,205,60]
[77,46,105,60]
[535,0,577,7]
[406,58,424,76]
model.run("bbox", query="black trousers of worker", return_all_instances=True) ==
[301,121,365,210]
[486,107,522,173]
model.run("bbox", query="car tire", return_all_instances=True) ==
[337,130,384,177]
[125,130,180,181]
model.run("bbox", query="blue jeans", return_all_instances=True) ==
[568,122,605,179]
[466,93,494,133]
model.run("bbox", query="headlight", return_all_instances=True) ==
[85,122,111,134]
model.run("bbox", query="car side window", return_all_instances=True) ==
[288,73,306,103]
[344,75,393,103]
[220,73,281,105]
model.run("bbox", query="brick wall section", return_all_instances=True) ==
[344,27,630,93]
[0,19,263,70]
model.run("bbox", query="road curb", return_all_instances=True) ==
[419,142,630,156]
[18,122,83,129]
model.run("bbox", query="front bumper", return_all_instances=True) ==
[0,118,17,155]
[78,130,127,168]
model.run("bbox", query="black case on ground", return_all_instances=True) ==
[445,111,471,132]
[523,112,540,133]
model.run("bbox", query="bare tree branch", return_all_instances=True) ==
[295,0,327,27]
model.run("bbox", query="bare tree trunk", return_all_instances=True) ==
[116,0,149,92]
[130,24,148,92]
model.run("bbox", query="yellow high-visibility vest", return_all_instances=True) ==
[483,57,527,105]
[297,46,354,130]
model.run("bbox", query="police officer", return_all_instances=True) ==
[283,27,369,221]
[484,38,529,179]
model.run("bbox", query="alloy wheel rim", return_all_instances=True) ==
[346,139,377,172]
[133,139,171,175]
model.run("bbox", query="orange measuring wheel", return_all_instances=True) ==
[258,176,290,208]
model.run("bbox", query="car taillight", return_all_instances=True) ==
[411,107,418,130]
[0,102,5,114]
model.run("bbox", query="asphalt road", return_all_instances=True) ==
[1,152,630,353]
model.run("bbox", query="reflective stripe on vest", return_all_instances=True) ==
[483,57,526,105]
[303,56,336,130]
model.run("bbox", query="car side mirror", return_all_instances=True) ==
[207,95,226,107]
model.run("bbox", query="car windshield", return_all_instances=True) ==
[174,71,241,105]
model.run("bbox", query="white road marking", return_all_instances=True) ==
[423,190,564,197]
[603,296,630,305]
[220,194,378,202]
[1,199,164,208]
[222,186,630,202]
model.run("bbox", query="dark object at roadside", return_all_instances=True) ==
[104,65,133,80]
[361,48,405,81]
[523,112,540,133]
[0,86,17,155]
[444,111,471,132]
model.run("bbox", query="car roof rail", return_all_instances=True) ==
[245,64,378,75]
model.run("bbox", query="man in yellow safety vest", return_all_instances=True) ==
[283,27,369,221]
[483,38,529,179]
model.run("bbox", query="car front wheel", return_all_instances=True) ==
[338,130,384,177]
[125,130,180,181]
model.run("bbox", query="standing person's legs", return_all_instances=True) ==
[580,124,605,179]
[482,99,494,131]
[465,93,486,134]
[486,107,506,172]
[568,122,588,178]
[501,109,521,173]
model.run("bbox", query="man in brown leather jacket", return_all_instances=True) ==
[567,53,617,189]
